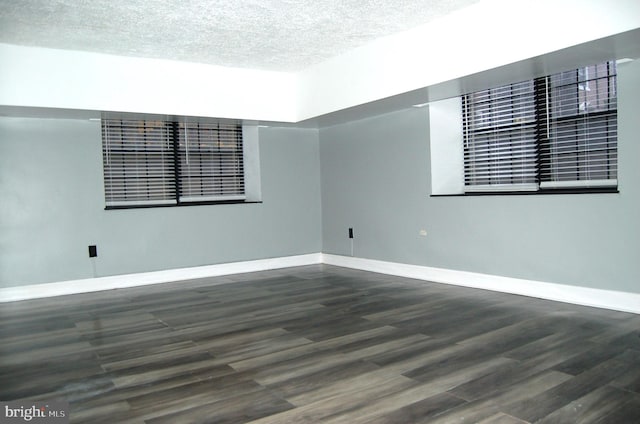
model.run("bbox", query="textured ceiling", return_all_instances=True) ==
[0,0,479,71]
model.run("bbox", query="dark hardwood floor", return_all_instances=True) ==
[1,264,639,423]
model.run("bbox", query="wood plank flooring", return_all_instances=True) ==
[1,264,639,423]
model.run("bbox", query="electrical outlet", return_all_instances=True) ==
[419,229,428,236]
[88,245,97,258]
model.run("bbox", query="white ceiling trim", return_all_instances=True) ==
[0,0,639,125]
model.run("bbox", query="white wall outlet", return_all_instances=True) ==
[419,229,428,236]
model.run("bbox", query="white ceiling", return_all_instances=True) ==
[0,0,479,72]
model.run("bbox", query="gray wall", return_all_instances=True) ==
[2,62,639,295]
[0,120,322,287]
[320,60,640,294]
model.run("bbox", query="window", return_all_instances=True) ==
[177,122,245,202]
[101,117,246,208]
[462,61,617,193]
[462,80,537,191]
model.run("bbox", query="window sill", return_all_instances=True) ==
[430,187,619,197]
[105,200,263,210]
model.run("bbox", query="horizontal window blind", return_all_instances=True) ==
[101,117,245,208]
[462,80,538,191]
[540,61,617,188]
[178,121,245,202]
[102,119,176,206]
[462,60,617,193]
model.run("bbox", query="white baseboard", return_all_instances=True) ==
[0,253,322,303]
[322,254,640,315]
[2,252,638,315]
